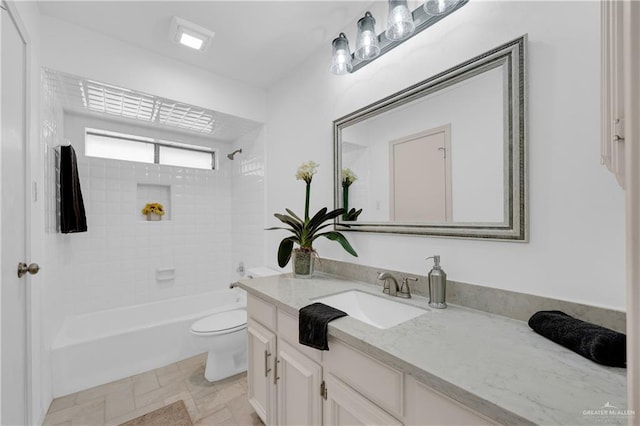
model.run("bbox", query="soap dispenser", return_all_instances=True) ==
[426,255,447,309]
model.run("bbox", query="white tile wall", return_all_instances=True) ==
[41,71,70,345]
[231,126,267,276]
[43,112,236,316]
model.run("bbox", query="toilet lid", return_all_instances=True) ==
[192,310,247,334]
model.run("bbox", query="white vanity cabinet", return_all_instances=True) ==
[247,294,323,426]
[246,294,495,426]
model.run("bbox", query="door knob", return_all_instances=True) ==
[17,262,39,278]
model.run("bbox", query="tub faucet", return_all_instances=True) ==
[377,272,399,297]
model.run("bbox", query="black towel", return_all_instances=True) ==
[299,303,347,350]
[528,310,626,368]
[59,145,87,233]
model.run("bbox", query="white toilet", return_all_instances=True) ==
[190,267,280,382]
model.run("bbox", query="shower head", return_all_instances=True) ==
[227,149,242,160]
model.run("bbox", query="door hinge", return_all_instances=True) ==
[320,380,327,400]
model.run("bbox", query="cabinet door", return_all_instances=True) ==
[323,373,402,426]
[276,340,322,426]
[404,376,495,425]
[247,320,277,425]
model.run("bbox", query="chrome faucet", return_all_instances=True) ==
[399,276,418,299]
[377,272,399,296]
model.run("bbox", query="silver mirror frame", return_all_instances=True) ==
[334,35,528,241]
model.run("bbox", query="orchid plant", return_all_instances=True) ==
[341,168,362,221]
[267,161,357,268]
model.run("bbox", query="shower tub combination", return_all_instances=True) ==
[51,288,246,397]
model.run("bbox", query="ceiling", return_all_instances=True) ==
[37,1,375,89]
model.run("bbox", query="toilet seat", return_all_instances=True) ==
[191,310,247,336]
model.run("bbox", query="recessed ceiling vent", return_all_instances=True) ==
[170,16,215,52]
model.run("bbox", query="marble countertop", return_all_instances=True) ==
[236,273,628,426]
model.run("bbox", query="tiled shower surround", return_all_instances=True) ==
[41,76,265,323]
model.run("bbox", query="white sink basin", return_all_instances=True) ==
[312,290,426,329]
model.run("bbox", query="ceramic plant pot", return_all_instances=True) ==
[147,213,162,221]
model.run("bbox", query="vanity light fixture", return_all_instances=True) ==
[386,0,415,41]
[330,33,353,75]
[355,11,381,60]
[424,0,459,16]
[330,0,467,75]
[170,16,215,52]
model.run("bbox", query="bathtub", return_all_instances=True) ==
[51,289,246,397]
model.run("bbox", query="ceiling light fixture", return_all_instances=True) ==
[330,0,467,75]
[170,16,214,52]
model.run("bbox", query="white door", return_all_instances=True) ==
[1,2,32,424]
[276,340,322,426]
[389,126,452,222]
[247,321,276,425]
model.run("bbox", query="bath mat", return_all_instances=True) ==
[119,400,193,426]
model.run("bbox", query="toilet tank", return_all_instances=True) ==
[246,266,281,278]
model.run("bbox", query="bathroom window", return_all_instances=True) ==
[85,129,216,170]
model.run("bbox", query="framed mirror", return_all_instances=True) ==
[334,35,527,241]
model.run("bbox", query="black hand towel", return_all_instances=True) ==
[59,145,87,233]
[528,310,626,368]
[299,302,347,351]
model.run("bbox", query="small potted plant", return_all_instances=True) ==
[141,202,165,221]
[267,161,357,278]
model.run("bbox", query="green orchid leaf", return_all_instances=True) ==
[285,208,303,223]
[307,207,328,230]
[277,237,296,267]
[274,213,303,232]
[265,227,299,236]
[308,208,345,233]
[345,208,363,221]
[323,208,346,221]
[311,223,334,233]
[316,231,358,257]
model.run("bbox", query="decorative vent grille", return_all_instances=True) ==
[43,69,259,140]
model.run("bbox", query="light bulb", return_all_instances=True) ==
[355,12,380,61]
[424,0,459,16]
[385,0,415,41]
[330,33,353,75]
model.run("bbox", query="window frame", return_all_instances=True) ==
[85,128,217,170]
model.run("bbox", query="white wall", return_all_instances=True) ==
[265,1,627,310]
[39,15,266,123]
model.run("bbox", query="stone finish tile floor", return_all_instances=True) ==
[43,353,263,426]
